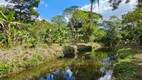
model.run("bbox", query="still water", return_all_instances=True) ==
[1,52,115,80]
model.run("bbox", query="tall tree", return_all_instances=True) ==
[5,0,40,22]
[122,7,142,45]
[51,15,66,27]
[68,10,102,42]
[63,6,79,20]
[103,16,123,48]
[68,10,88,42]
[90,0,99,26]
[63,6,79,43]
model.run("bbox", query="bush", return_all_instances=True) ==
[0,62,12,75]
[77,45,92,52]
[63,46,75,58]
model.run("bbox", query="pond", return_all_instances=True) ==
[1,52,115,80]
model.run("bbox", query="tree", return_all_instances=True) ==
[51,15,66,27]
[109,0,142,10]
[68,10,102,42]
[122,7,142,45]
[90,0,99,26]
[63,6,79,43]
[122,8,142,27]
[63,6,79,20]
[92,28,107,42]
[0,10,21,47]
[51,15,67,45]
[103,16,123,49]
[5,0,40,22]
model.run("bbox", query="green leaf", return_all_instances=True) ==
[0,11,7,20]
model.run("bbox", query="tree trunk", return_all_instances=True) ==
[7,23,11,38]
[90,2,94,27]
[7,23,12,47]
[70,22,76,43]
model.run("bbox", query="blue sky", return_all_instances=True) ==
[36,0,137,20]
[36,0,90,20]
[0,0,137,20]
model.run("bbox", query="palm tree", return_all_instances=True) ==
[90,0,99,26]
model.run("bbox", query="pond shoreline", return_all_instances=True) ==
[0,43,101,78]
[0,44,64,78]
[1,43,141,80]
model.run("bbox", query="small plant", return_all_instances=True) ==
[81,56,86,60]
[90,52,108,60]
[113,63,137,80]
[0,62,11,75]
[24,56,39,69]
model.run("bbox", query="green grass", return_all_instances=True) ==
[0,62,11,75]
[118,54,133,63]
[113,63,137,80]
[113,47,142,80]
[90,51,108,60]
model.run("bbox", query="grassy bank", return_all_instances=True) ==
[0,43,101,78]
[113,45,142,80]
[0,44,64,77]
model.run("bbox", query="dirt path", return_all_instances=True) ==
[133,54,142,79]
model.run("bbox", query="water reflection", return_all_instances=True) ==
[98,70,113,80]
[1,52,115,80]
[40,67,75,80]
[99,57,113,80]
[39,60,102,80]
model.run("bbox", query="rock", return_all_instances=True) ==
[63,44,94,58]
[77,45,92,53]
[63,46,75,58]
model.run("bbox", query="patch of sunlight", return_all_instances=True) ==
[118,48,132,53]
[119,54,133,63]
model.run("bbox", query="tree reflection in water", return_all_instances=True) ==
[40,67,75,80]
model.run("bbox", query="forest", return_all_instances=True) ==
[0,0,142,80]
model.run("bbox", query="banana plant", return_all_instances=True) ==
[0,10,14,34]
[0,10,20,47]
[0,11,7,33]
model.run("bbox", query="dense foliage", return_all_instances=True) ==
[0,0,142,49]
[109,0,142,9]
[5,0,40,22]
[0,0,142,79]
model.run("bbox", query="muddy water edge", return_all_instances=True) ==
[1,50,117,80]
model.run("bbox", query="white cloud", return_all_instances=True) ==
[36,16,51,22]
[81,0,137,20]
[40,1,44,4]
[45,4,48,7]
[65,16,70,22]
[0,0,6,3]
[33,7,37,10]
[40,0,48,7]
[37,16,43,21]
[0,0,15,7]
[0,0,9,6]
